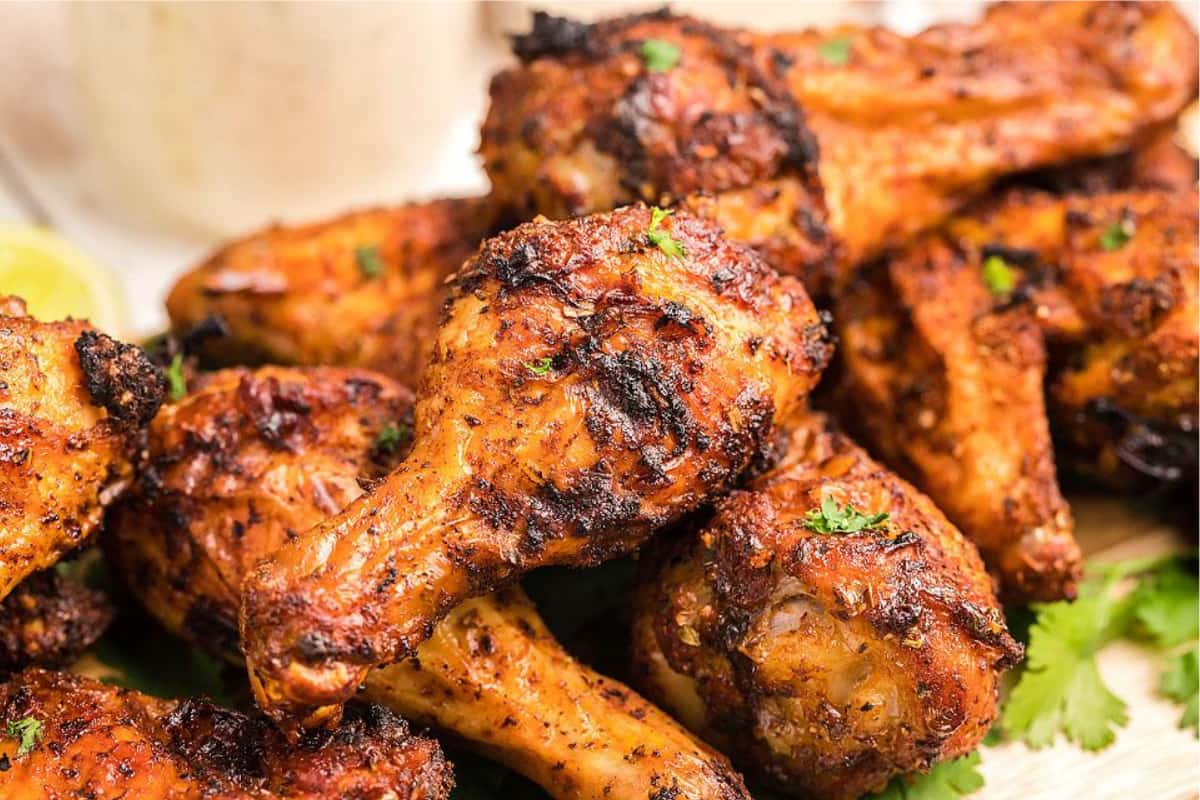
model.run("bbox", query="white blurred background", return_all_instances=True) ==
[0,2,1194,333]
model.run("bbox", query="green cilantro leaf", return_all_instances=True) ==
[1130,561,1199,648]
[375,423,408,454]
[817,36,853,66]
[869,751,985,800]
[6,716,43,756]
[1160,647,1199,736]
[982,255,1016,296]
[165,353,187,400]
[1002,574,1131,750]
[641,38,681,72]
[524,357,554,377]
[355,244,385,279]
[1098,219,1134,252]
[647,207,686,259]
[802,497,889,534]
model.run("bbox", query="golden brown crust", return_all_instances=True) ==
[631,412,1020,800]
[239,206,830,729]
[833,237,1080,602]
[166,197,500,381]
[0,668,453,799]
[0,299,164,600]
[107,365,752,800]
[0,570,112,677]
[482,4,1198,295]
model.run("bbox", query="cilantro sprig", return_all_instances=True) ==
[165,353,187,401]
[1001,554,1199,748]
[524,357,554,377]
[982,255,1016,296]
[646,207,686,259]
[1098,218,1134,252]
[641,38,680,72]
[870,751,985,800]
[817,36,853,66]
[374,423,409,455]
[355,244,385,279]
[802,497,889,534]
[6,716,43,756]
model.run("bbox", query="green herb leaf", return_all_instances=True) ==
[1098,219,1134,252]
[1001,574,1131,750]
[640,38,681,72]
[982,255,1016,296]
[802,497,889,534]
[375,423,409,454]
[1160,647,1199,736]
[869,751,985,800]
[6,716,43,756]
[1130,560,1199,648]
[355,244,385,279]
[524,357,554,377]
[817,36,853,66]
[165,353,187,400]
[647,207,686,259]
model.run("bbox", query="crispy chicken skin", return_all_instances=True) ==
[239,206,831,728]
[939,187,1199,487]
[0,668,453,800]
[630,412,1021,800]
[0,570,112,677]
[833,236,1079,602]
[106,365,752,800]
[0,297,164,600]
[166,197,499,381]
[481,3,1198,294]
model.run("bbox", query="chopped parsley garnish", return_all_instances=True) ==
[524,357,554,376]
[1099,219,1134,251]
[870,751,985,800]
[802,497,889,534]
[1002,555,1199,749]
[355,244,385,279]
[981,255,1016,296]
[374,423,408,454]
[165,353,187,400]
[646,207,686,259]
[640,38,681,72]
[6,717,42,756]
[817,36,853,66]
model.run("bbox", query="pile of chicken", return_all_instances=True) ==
[2,3,1196,799]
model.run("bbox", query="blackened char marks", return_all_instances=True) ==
[163,699,269,786]
[511,11,595,62]
[235,374,314,452]
[74,330,166,427]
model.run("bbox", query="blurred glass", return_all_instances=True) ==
[72,2,491,238]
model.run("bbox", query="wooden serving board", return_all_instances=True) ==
[977,497,1199,800]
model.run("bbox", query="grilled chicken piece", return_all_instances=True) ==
[482,3,1198,295]
[166,197,499,381]
[0,668,452,800]
[833,232,1079,602]
[0,570,112,677]
[630,412,1022,800]
[939,187,1199,488]
[239,206,831,729]
[0,296,164,600]
[106,365,753,800]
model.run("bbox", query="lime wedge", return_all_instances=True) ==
[0,224,126,335]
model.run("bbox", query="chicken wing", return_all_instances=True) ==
[482,3,1198,295]
[239,206,831,729]
[0,296,164,600]
[630,412,1021,800]
[106,365,752,800]
[166,196,499,381]
[0,667,452,800]
[0,569,112,677]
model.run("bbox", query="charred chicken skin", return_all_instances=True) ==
[0,667,453,800]
[631,412,1021,800]
[833,232,1079,602]
[239,206,831,729]
[0,569,112,677]
[166,196,499,381]
[0,296,164,600]
[106,365,753,800]
[482,3,1198,295]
